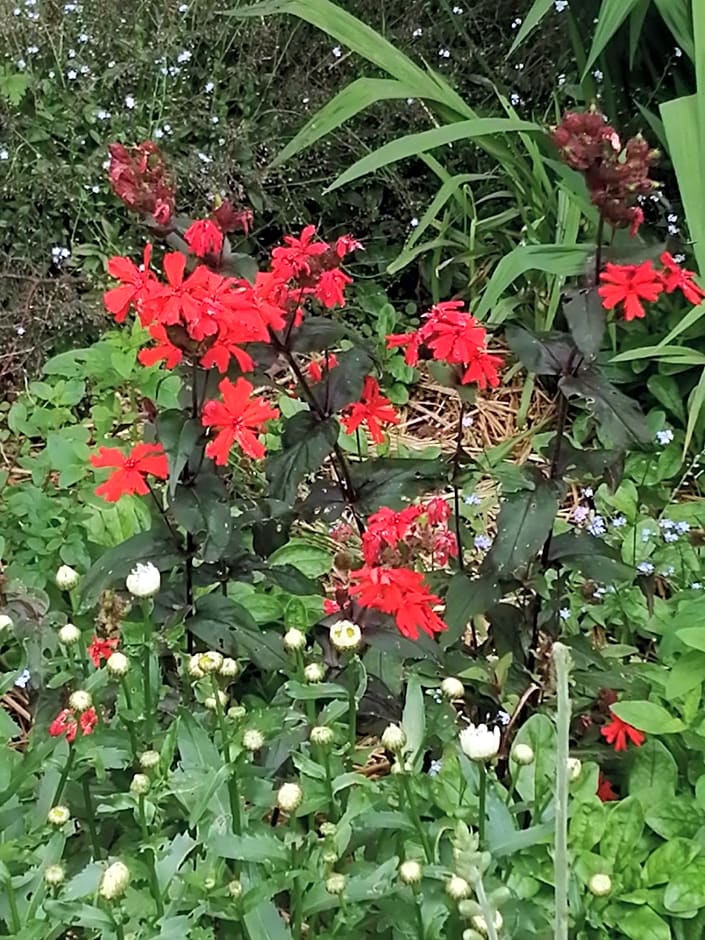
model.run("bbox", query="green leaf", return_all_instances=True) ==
[665,651,705,699]
[244,898,294,940]
[324,346,374,414]
[290,317,350,353]
[157,411,203,497]
[562,289,606,363]
[324,118,538,193]
[620,906,672,940]
[269,538,331,579]
[177,710,222,771]
[611,701,684,734]
[661,94,705,278]
[511,714,556,807]
[505,326,576,376]
[647,374,686,424]
[350,457,446,514]
[583,0,642,77]
[187,593,258,656]
[508,0,557,54]
[401,676,425,768]
[643,838,699,887]
[664,859,705,913]
[629,738,678,801]
[0,709,21,740]
[654,0,695,60]
[646,797,705,839]
[155,832,198,893]
[600,796,644,861]
[444,573,501,642]
[676,627,705,652]
[569,799,607,851]
[560,367,652,448]
[209,828,290,863]
[547,531,634,581]
[172,473,231,564]
[266,412,339,505]
[482,478,558,578]
[79,526,181,609]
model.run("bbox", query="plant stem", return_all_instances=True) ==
[453,403,466,573]
[553,642,572,940]
[146,480,179,542]
[81,774,101,860]
[594,214,605,286]
[478,762,487,847]
[185,532,195,654]
[347,683,357,759]
[52,746,75,805]
[474,875,500,940]
[291,841,303,939]
[412,886,426,939]
[321,748,339,821]
[5,876,21,932]
[143,621,153,745]
[400,774,433,863]
[119,677,139,757]
[212,677,242,834]
[139,795,164,918]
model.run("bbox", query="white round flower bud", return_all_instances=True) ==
[441,677,465,700]
[56,565,80,590]
[471,911,504,936]
[228,705,247,722]
[329,619,361,652]
[219,657,239,678]
[588,873,611,896]
[99,860,130,900]
[0,614,13,632]
[322,847,338,864]
[204,690,228,711]
[58,623,81,646]
[567,757,582,781]
[130,773,151,795]
[311,726,334,746]
[320,821,336,837]
[304,662,325,683]
[187,654,204,679]
[203,876,216,891]
[198,651,224,675]
[47,805,71,827]
[326,873,346,895]
[45,864,65,886]
[68,690,92,712]
[446,875,471,900]
[125,561,160,598]
[139,750,160,770]
[511,743,535,766]
[462,931,485,940]
[277,782,303,813]
[243,729,264,752]
[228,879,243,898]
[283,628,306,651]
[399,859,423,885]
[106,651,129,677]
[459,723,500,762]
[381,724,406,753]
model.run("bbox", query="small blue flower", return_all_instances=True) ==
[659,518,675,529]
[474,535,492,551]
[15,669,31,689]
[637,561,654,575]
[656,429,674,446]
[587,516,606,537]
[675,521,691,535]
[692,582,703,590]
[663,532,679,543]
[464,493,480,506]
[612,515,627,528]
[428,759,442,777]
[559,608,570,621]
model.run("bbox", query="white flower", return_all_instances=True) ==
[459,723,500,761]
[446,874,471,899]
[310,725,334,746]
[48,805,71,826]
[593,69,604,82]
[124,95,136,109]
[228,705,246,722]
[283,628,306,651]
[106,652,129,677]
[15,669,31,689]
[410,217,419,228]
[452,5,463,12]
[555,0,568,10]
[243,729,264,751]
[99,861,130,900]
[204,690,228,711]
[204,81,214,93]
[67,69,77,80]
[329,620,361,651]
[139,750,160,770]
[277,781,303,813]
[441,677,465,700]
[0,149,8,161]
[211,115,219,124]
[510,92,521,106]
[58,623,80,645]
[326,873,346,895]
[304,662,325,683]
[198,651,224,674]
[220,657,239,678]
[68,690,92,712]
[130,773,150,795]
[96,109,111,120]
[125,562,160,597]
[656,428,674,446]
[381,724,406,752]
[412,27,423,37]
[177,50,192,63]
[228,878,243,897]
[567,757,582,781]
[471,911,503,935]
[399,859,423,884]
[0,614,13,632]
[511,743,535,765]
[45,864,65,886]
[588,872,611,896]
[332,45,342,58]
[438,48,451,58]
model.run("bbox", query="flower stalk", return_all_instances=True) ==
[553,641,572,940]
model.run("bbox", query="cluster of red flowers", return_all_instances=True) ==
[387,300,502,389]
[598,251,705,321]
[107,142,175,226]
[341,376,399,444]
[49,706,98,742]
[90,442,168,502]
[87,635,119,667]
[551,109,658,235]
[349,565,447,641]
[361,499,457,567]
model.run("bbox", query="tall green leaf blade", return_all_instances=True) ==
[653,0,694,60]
[661,95,705,277]
[324,118,537,193]
[481,480,558,578]
[583,0,641,77]
[508,0,557,55]
[684,367,705,455]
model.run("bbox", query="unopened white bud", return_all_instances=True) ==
[381,724,406,753]
[227,879,243,898]
[198,651,224,674]
[220,657,239,678]
[228,705,246,722]
[589,873,611,896]
[441,677,465,700]
[567,757,582,781]
[204,690,228,711]
[130,773,150,795]
[106,651,129,677]
[187,654,204,679]
[399,859,423,884]
[511,743,535,766]
[47,805,70,827]
[99,860,130,900]
[304,662,325,683]
[58,623,81,646]
[277,782,303,813]
[56,565,80,590]
[283,628,306,651]
[471,911,503,936]
[45,864,65,886]
[68,690,92,712]
[203,877,216,890]
[446,874,471,900]
[139,750,160,770]
[326,873,346,895]
[243,729,264,752]
[125,561,160,598]
[329,619,361,651]
[311,726,334,746]
[0,614,13,632]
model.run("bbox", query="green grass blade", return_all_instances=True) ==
[685,366,705,454]
[653,0,695,60]
[583,0,641,77]
[323,118,537,193]
[611,343,705,364]
[507,0,556,56]
[661,95,705,276]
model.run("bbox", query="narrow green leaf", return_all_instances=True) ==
[653,0,695,60]
[583,0,641,77]
[684,367,705,455]
[507,0,556,55]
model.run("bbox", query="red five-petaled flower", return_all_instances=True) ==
[660,251,705,306]
[90,443,169,502]
[184,219,224,259]
[87,635,119,668]
[341,376,399,445]
[349,566,447,640]
[598,261,664,321]
[49,707,98,742]
[600,710,646,751]
[201,377,279,464]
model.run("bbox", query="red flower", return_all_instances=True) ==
[49,707,98,742]
[660,252,705,306]
[361,506,423,565]
[184,219,224,258]
[103,245,155,323]
[271,225,329,279]
[87,636,119,667]
[597,772,619,802]
[307,353,339,383]
[600,710,646,751]
[335,234,364,258]
[138,323,184,369]
[211,200,253,236]
[202,377,279,464]
[598,261,664,321]
[461,349,503,389]
[107,141,175,224]
[349,566,447,640]
[90,442,169,502]
[315,268,353,308]
[323,598,341,615]
[341,376,399,444]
